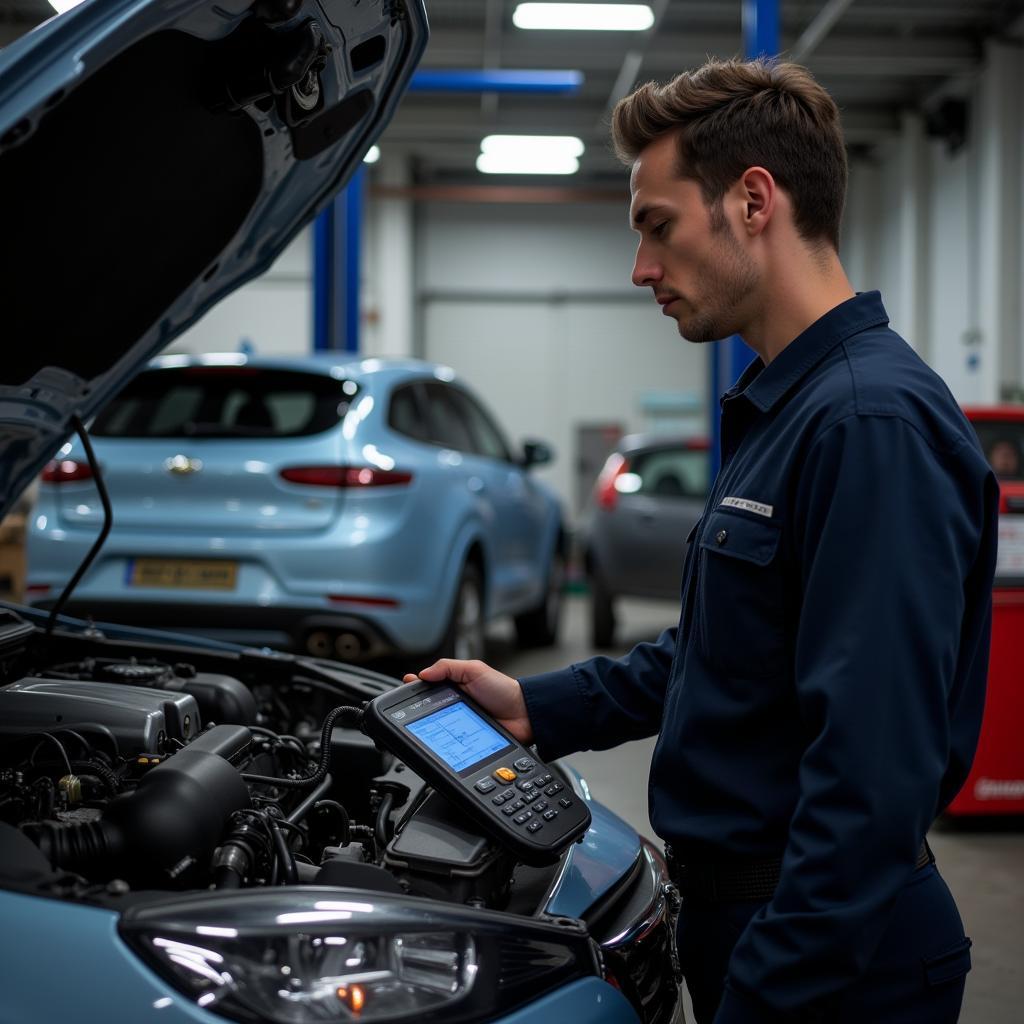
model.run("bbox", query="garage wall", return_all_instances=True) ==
[167,227,313,357]
[842,36,1024,404]
[416,201,709,516]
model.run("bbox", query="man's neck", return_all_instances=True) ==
[741,249,855,365]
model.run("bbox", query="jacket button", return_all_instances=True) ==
[715,529,728,546]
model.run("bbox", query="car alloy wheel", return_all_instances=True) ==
[449,564,486,661]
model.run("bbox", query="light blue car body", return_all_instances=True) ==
[27,355,564,658]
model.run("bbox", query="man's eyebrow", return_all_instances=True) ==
[630,205,651,229]
[630,204,664,229]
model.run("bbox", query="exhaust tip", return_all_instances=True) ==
[334,632,364,660]
[306,631,333,657]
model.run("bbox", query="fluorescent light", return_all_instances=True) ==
[481,134,585,158]
[513,3,655,31]
[477,135,584,175]
[363,145,381,164]
[47,0,87,12]
[477,153,580,175]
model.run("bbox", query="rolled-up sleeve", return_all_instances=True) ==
[519,627,678,761]
[717,413,995,1022]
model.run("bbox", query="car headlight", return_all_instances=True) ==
[120,887,600,1023]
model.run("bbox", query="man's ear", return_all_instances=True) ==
[737,166,776,238]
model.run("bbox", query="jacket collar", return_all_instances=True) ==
[723,291,890,413]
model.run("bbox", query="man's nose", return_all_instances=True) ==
[631,243,661,288]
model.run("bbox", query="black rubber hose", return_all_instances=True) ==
[313,799,351,847]
[270,820,298,885]
[374,792,394,853]
[70,760,119,796]
[242,706,363,789]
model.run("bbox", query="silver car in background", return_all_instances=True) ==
[580,435,709,647]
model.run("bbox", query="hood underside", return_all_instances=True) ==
[0,0,427,517]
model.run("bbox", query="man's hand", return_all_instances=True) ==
[402,660,534,745]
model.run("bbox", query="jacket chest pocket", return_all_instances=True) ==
[695,508,786,679]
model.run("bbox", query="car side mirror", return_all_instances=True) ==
[521,440,554,469]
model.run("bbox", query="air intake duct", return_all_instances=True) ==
[29,726,251,886]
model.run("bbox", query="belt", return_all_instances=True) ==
[664,840,933,905]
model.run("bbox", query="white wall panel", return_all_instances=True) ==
[423,296,706,517]
[165,227,313,357]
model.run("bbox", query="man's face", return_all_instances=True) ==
[629,133,759,343]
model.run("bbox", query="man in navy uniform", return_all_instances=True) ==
[405,58,998,1023]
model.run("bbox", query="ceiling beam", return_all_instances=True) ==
[790,0,857,61]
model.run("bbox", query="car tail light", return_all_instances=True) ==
[41,459,93,483]
[280,466,413,487]
[595,453,628,510]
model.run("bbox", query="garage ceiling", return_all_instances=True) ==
[3,0,1023,187]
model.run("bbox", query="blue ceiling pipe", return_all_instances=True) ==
[313,69,584,353]
[709,1,777,472]
[409,69,583,94]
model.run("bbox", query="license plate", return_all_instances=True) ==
[128,558,238,590]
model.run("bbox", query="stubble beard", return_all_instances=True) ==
[678,205,759,344]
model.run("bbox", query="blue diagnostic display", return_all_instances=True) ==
[407,702,510,772]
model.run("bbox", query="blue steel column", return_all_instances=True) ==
[710,0,778,472]
[312,167,364,353]
[312,206,332,351]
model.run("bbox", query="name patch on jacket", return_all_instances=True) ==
[720,496,774,518]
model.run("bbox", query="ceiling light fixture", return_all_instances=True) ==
[477,135,585,175]
[363,145,381,164]
[512,3,655,32]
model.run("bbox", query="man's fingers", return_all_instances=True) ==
[415,659,485,684]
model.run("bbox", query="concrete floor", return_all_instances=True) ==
[484,594,1024,1024]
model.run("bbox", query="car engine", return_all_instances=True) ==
[0,611,543,909]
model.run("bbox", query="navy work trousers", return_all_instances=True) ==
[677,865,972,1023]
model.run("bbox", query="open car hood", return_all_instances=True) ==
[0,0,427,518]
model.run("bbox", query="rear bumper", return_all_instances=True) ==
[26,597,411,661]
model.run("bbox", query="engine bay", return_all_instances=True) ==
[0,608,561,913]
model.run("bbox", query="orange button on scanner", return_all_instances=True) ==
[493,767,518,783]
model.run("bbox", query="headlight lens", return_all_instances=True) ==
[120,888,599,1023]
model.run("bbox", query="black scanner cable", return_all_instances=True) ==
[46,415,113,637]
[241,704,365,789]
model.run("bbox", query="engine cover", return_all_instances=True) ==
[0,679,200,754]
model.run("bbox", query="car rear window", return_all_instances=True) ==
[972,421,1024,481]
[91,367,358,439]
[628,447,708,498]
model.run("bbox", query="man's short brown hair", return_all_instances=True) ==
[613,58,847,249]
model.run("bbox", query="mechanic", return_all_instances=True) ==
[405,58,998,1024]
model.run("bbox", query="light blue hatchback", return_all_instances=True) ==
[27,354,567,662]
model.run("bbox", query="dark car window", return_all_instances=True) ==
[423,383,475,452]
[91,367,357,438]
[629,448,708,498]
[972,421,1024,481]
[388,382,430,442]
[446,388,513,462]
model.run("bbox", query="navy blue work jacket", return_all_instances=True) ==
[520,292,998,1022]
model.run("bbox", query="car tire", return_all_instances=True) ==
[514,548,565,648]
[436,562,487,662]
[590,567,616,648]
